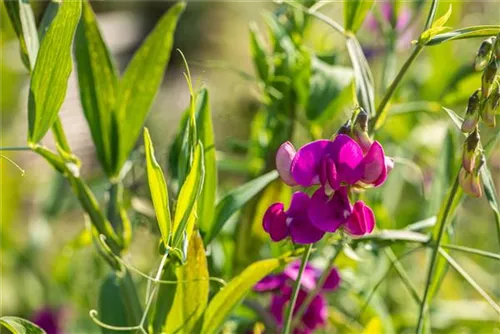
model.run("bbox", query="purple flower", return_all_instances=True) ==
[31,307,64,334]
[254,261,341,333]
[263,192,325,244]
[365,1,412,33]
[276,141,298,186]
[289,135,389,191]
[344,201,376,236]
[308,187,352,233]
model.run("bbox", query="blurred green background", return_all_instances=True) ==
[1,1,499,333]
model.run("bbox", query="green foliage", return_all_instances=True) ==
[98,273,134,334]
[0,317,45,334]
[150,264,178,334]
[27,0,81,144]
[144,128,172,247]
[427,25,500,45]
[344,0,374,33]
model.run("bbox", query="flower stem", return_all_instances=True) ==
[291,243,342,330]
[416,174,460,333]
[0,146,31,151]
[370,45,424,131]
[282,244,313,334]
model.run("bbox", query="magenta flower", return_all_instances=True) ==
[276,141,298,186]
[344,201,376,236]
[254,261,341,333]
[31,307,64,334]
[263,191,325,244]
[289,135,389,190]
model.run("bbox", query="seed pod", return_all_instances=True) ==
[461,89,481,132]
[462,128,480,173]
[481,59,498,98]
[475,37,495,71]
[482,83,499,127]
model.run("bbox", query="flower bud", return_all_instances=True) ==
[461,89,481,132]
[482,83,499,127]
[474,37,495,71]
[337,121,351,136]
[459,168,482,198]
[276,141,297,186]
[353,109,373,153]
[462,128,480,173]
[482,58,498,98]
[344,201,375,237]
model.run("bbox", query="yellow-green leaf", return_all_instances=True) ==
[144,128,172,246]
[28,0,82,144]
[344,0,374,33]
[431,5,452,29]
[0,316,45,334]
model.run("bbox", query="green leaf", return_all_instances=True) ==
[431,4,452,29]
[195,89,217,234]
[38,0,60,42]
[27,0,82,144]
[0,316,45,334]
[3,0,39,71]
[442,107,464,130]
[113,2,185,175]
[346,36,375,116]
[344,0,374,33]
[480,161,500,248]
[200,255,294,334]
[249,22,270,82]
[165,233,209,333]
[203,170,279,245]
[418,5,453,45]
[98,272,132,334]
[75,0,119,174]
[172,142,205,248]
[306,58,353,121]
[427,25,500,45]
[150,263,178,334]
[144,128,172,246]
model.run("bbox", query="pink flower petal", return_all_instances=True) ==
[291,140,331,187]
[276,141,298,186]
[322,267,341,291]
[344,201,375,236]
[254,274,286,292]
[286,191,310,217]
[308,188,352,233]
[289,216,325,244]
[329,135,364,184]
[359,141,386,185]
[263,203,288,241]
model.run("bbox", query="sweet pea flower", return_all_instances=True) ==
[263,192,325,244]
[276,141,298,186]
[344,201,376,236]
[32,306,65,334]
[254,261,341,333]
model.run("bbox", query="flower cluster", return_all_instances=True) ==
[459,34,499,197]
[254,261,341,333]
[263,111,393,244]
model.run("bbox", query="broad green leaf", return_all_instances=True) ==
[27,0,81,144]
[200,255,294,334]
[306,58,353,121]
[38,0,60,41]
[195,89,217,234]
[3,0,39,71]
[150,263,178,334]
[344,0,374,33]
[480,161,500,248]
[249,22,270,82]
[114,2,185,175]
[427,25,500,45]
[98,272,131,334]
[203,170,279,245]
[346,36,375,116]
[75,0,119,174]
[144,128,172,246]
[0,316,45,334]
[172,142,205,248]
[165,233,209,333]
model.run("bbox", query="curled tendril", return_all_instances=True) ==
[89,310,142,332]
[1,155,25,176]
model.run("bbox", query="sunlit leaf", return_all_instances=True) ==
[0,316,45,334]
[165,233,209,333]
[75,0,119,174]
[203,170,279,245]
[418,5,452,45]
[427,25,500,45]
[98,272,133,334]
[144,128,172,246]
[38,0,60,41]
[150,264,178,334]
[27,0,81,144]
[114,2,185,175]
[200,254,294,333]
[3,0,39,71]
[344,0,374,33]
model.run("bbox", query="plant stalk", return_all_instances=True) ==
[282,244,313,334]
[416,174,459,333]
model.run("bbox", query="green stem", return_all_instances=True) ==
[370,45,424,131]
[291,243,342,330]
[0,146,31,151]
[282,244,313,334]
[416,174,460,334]
[107,182,123,235]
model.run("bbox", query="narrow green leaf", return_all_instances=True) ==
[200,255,294,334]
[151,264,178,334]
[172,142,205,248]
[203,170,279,245]
[195,89,217,234]
[442,107,464,130]
[165,233,209,333]
[431,5,452,29]
[3,0,39,71]
[114,2,186,174]
[75,0,119,174]
[0,316,45,334]
[144,128,172,246]
[346,35,375,116]
[38,0,60,41]
[427,25,500,45]
[480,161,500,248]
[423,0,439,30]
[249,22,270,82]
[344,0,374,33]
[28,0,82,144]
